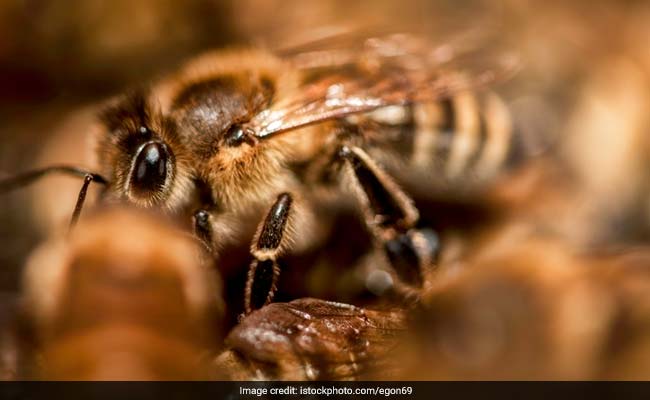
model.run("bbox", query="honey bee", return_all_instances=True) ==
[394,227,650,380]
[1,32,520,312]
[215,297,406,380]
[21,207,224,380]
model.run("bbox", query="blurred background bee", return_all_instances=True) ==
[393,230,650,380]
[2,0,650,381]
[18,207,224,380]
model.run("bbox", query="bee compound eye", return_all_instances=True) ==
[130,141,170,196]
[225,123,257,147]
[225,124,246,147]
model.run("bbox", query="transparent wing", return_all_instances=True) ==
[276,26,494,70]
[247,32,520,139]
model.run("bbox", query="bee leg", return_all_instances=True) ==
[383,227,440,288]
[338,145,439,290]
[244,193,294,315]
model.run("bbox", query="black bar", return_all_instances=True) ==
[1,382,650,400]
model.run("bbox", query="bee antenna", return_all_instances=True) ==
[0,165,108,232]
[68,174,95,231]
[0,165,108,194]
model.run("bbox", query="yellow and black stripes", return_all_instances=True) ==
[358,91,514,184]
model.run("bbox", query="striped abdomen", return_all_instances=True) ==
[356,90,515,186]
